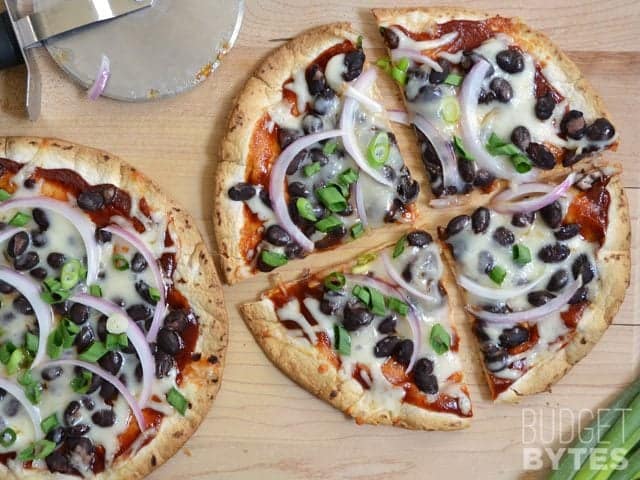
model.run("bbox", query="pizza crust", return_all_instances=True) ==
[214,23,359,285]
[0,137,228,480]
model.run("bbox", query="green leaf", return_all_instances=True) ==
[430,323,451,355]
[295,197,317,222]
[322,140,338,155]
[315,215,342,233]
[316,186,347,213]
[443,73,463,86]
[392,235,407,258]
[512,244,532,265]
[488,265,507,285]
[453,136,474,161]
[167,387,188,416]
[303,162,321,177]
[334,324,351,355]
[112,254,130,272]
[323,272,345,292]
[8,212,30,227]
[260,250,288,268]
[367,132,391,168]
[387,297,409,316]
[350,222,364,239]
[78,342,107,363]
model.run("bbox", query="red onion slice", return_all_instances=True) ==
[344,85,383,113]
[353,178,368,228]
[468,278,583,324]
[391,48,442,71]
[69,293,154,407]
[491,173,576,214]
[103,225,166,342]
[269,129,344,253]
[340,68,393,187]
[0,267,52,367]
[345,274,421,372]
[0,377,42,439]
[459,59,537,182]
[387,109,411,126]
[0,197,100,284]
[87,54,111,101]
[381,252,439,304]
[44,359,147,430]
[413,114,464,193]
[458,274,546,302]
[390,28,458,51]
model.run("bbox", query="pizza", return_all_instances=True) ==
[372,7,618,204]
[0,138,227,478]
[216,23,421,284]
[242,229,472,430]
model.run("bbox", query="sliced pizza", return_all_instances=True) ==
[0,137,227,478]
[372,8,618,203]
[439,167,629,401]
[216,23,421,284]
[241,229,472,430]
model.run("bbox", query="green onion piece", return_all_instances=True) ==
[396,57,410,72]
[366,132,391,168]
[18,439,56,461]
[0,189,11,201]
[112,254,130,271]
[323,272,345,292]
[296,197,317,222]
[148,287,161,302]
[40,413,59,434]
[387,297,409,316]
[167,387,188,416]
[17,369,34,387]
[78,342,107,363]
[392,235,407,258]
[24,332,38,357]
[70,370,93,394]
[106,333,129,351]
[8,212,30,227]
[453,136,475,161]
[356,35,363,49]
[316,186,347,213]
[350,222,364,239]
[60,259,83,289]
[352,285,371,306]
[338,168,358,186]
[0,341,16,364]
[430,323,451,355]
[485,132,533,174]
[18,371,42,405]
[441,96,461,124]
[356,252,376,266]
[391,66,407,85]
[322,140,338,155]
[444,73,463,86]
[488,265,507,285]
[511,154,532,173]
[303,162,322,177]
[89,284,102,297]
[41,278,71,305]
[6,348,25,374]
[512,244,532,265]
[369,287,386,316]
[260,250,288,268]
[334,324,351,355]
[315,215,342,233]
[46,329,63,360]
[376,57,392,73]
[0,428,16,447]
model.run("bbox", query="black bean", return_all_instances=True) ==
[91,409,116,428]
[29,267,47,280]
[81,397,95,411]
[538,243,571,263]
[32,208,50,232]
[66,437,94,468]
[288,181,310,198]
[401,263,412,283]
[379,26,399,49]
[46,426,66,446]
[259,188,271,209]
[540,201,563,228]
[7,231,29,258]
[472,321,490,342]
[95,228,112,244]
[0,280,14,294]
[490,77,513,103]
[569,286,589,304]
[561,110,586,140]
[41,366,63,381]
[396,175,420,204]
[227,182,255,201]
[535,93,556,120]
[13,295,33,315]
[314,225,347,249]
[69,303,90,325]
[284,242,303,259]
[74,326,95,353]
[310,148,329,166]
[547,269,569,292]
[374,336,401,358]
[3,398,19,416]
[157,328,184,355]
[485,348,508,372]
[499,326,530,349]
[471,207,490,234]
[162,308,186,331]
[99,380,118,402]
[98,351,123,376]
[342,302,374,332]
[14,251,39,271]
[527,290,556,307]
[393,339,414,366]
[555,223,580,240]
[407,230,432,247]
[493,226,515,246]
[511,126,531,152]
[585,118,615,141]
[466,52,494,76]
[46,450,74,474]
[277,128,302,150]
[83,370,102,394]
[302,114,323,135]
[496,48,524,73]
[77,190,104,211]
[64,401,82,426]
[135,280,157,305]
[572,253,595,284]
[458,156,476,183]
[313,87,337,115]
[23,178,35,189]
[445,215,470,238]
[509,211,534,228]
[129,252,147,273]
[429,58,451,84]
[31,231,47,247]
[384,199,407,224]
[415,84,443,103]
[377,315,397,334]
[265,225,291,247]
[155,351,175,378]
[474,169,495,188]
[478,250,495,274]
[527,142,556,170]
[342,50,365,81]
[305,63,326,95]
[414,358,438,394]
[478,89,496,104]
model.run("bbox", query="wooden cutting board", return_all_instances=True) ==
[0,1,637,478]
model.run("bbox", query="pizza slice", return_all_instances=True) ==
[439,167,629,401]
[216,23,421,284]
[241,229,472,430]
[372,8,618,204]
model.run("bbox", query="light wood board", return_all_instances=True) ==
[0,1,638,478]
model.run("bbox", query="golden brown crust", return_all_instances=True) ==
[0,137,228,480]
[214,23,359,285]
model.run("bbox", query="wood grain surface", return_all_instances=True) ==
[0,1,638,478]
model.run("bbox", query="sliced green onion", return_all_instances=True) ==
[356,252,377,266]
[8,212,30,227]
[334,324,351,355]
[441,96,461,124]
[356,35,363,49]
[338,168,358,186]
[70,370,93,394]
[0,189,11,201]
[112,254,130,271]
[369,287,386,316]
[391,66,407,85]
[366,132,391,168]
[396,57,410,72]
[6,348,25,375]
[430,323,451,355]
[350,222,364,239]
[78,342,107,363]
[485,132,533,174]
[512,244,532,265]
[41,278,71,304]
[488,265,507,285]
[444,73,463,86]
[315,215,342,233]
[296,197,317,222]
[352,285,371,306]
[0,341,16,364]
[18,371,42,405]
[18,439,56,461]
[40,413,59,434]
[322,140,338,155]
[392,235,407,258]
[376,57,392,73]
[511,154,532,173]
[167,387,188,416]
[0,428,16,447]
[303,162,322,177]
[24,332,38,357]
[387,297,409,316]
[89,284,102,297]
[324,272,346,292]
[60,259,83,289]
[148,287,161,302]
[106,333,129,351]
[260,250,288,268]
[454,136,475,161]
[316,186,347,213]
[46,329,63,360]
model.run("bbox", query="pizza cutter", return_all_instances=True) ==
[0,0,244,120]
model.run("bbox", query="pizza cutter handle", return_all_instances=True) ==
[0,10,23,69]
